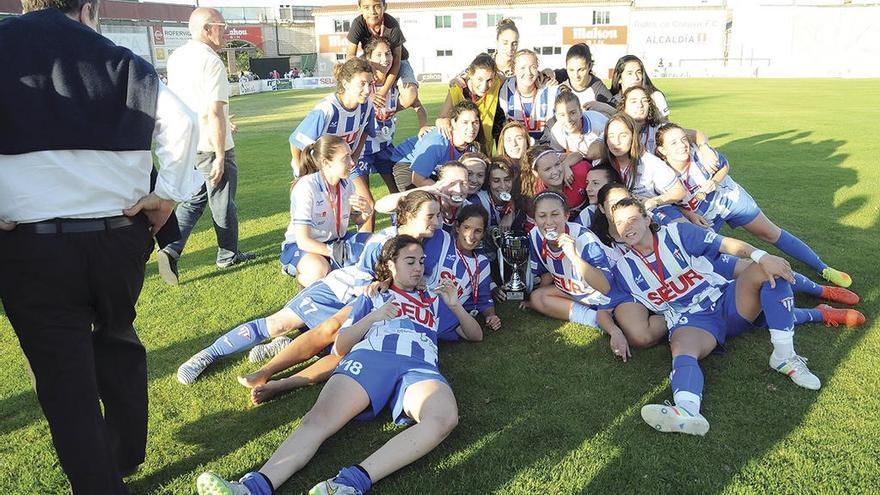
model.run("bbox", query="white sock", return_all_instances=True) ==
[673,390,702,416]
[769,329,795,360]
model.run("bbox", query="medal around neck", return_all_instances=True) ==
[545,230,560,241]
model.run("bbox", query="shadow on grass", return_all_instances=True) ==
[0,389,41,436]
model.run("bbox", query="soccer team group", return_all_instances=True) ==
[191,3,867,494]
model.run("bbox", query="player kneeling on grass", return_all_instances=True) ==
[196,235,482,495]
[281,134,373,288]
[608,198,846,436]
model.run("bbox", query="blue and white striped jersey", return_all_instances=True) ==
[363,85,399,156]
[499,77,559,140]
[610,222,730,327]
[528,222,613,306]
[344,287,446,366]
[289,93,375,156]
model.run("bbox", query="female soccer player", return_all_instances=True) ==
[281,134,373,288]
[392,100,481,189]
[546,91,608,160]
[493,18,519,77]
[356,36,428,196]
[521,145,592,223]
[176,192,441,387]
[619,85,715,167]
[655,123,852,287]
[558,43,615,113]
[473,158,520,231]
[435,54,504,155]
[496,120,530,163]
[610,55,670,120]
[434,204,501,341]
[460,152,489,201]
[608,198,825,436]
[499,49,559,140]
[524,191,614,332]
[604,112,687,221]
[289,59,376,230]
[196,236,482,495]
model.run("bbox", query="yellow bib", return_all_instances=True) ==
[449,76,502,156]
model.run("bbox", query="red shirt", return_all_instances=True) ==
[535,159,591,215]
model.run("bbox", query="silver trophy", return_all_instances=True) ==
[498,231,530,301]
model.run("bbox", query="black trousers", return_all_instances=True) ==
[0,219,153,495]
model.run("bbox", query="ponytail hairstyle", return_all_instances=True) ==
[332,58,373,94]
[495,17,519,39]
[455,203,489,230]
[362,36,392,61]
[610,55,658,96]
[610,196,659,234]
[298,134,349,179]
[594,181,630,245]
[602,112,643,188]
[466,52,498,77]
[374,235,422,283]
[395,190,439,227]
[520,144,558,198]
[617,85,660,126]
[565,43,595,74]
[653,122,687,162]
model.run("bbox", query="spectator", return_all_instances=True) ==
[158,7,255,285]
[0,0,200,492]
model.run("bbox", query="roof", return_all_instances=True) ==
[313,0,631,15]
[0,0,194,22]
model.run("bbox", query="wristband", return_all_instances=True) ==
[750,249,767,263]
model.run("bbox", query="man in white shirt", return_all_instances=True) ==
[159,7,255,284]
[0,1,200,493]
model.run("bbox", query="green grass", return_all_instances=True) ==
[2,79,879,494]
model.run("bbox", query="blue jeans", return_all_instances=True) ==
[167,148,240,264]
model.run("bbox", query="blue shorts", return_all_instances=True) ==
[280,232,370,277]
[285,281,347,330]
[711,185,761,232]
[651,205,684,225]
[398,60,418,87]
[333,349,447,425]
[353,146,396,179]
[667,280,753,346]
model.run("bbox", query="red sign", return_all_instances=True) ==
[151,25,165,46]
[225,26,263,48]
[463,12,476,29]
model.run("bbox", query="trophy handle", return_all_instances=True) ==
[497,245,505,282]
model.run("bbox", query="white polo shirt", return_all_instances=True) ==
[167,40,234,153]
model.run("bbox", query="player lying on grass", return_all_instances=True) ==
[196,235,482,495]
[655,122,852,288]
[176,191,442,385]
[237,205,499,404]
[606,198,864,437]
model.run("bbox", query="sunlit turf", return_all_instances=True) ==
[1,79,878,494]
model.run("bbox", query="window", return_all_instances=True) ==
[334,19,350,32]
[487,13,504,27]
[592,10,610,25]
[539,12,556,26]
[335,53,345,61]
[536,46,562,56]
[435,15,451,29]
[279,5,292,20]
[436,49,453,57]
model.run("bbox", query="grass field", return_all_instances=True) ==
[1,79,879,494]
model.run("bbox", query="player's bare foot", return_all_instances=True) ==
[236,371,269,389]
[251,381,288,404]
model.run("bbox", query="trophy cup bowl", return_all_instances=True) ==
[500,232,530,301]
